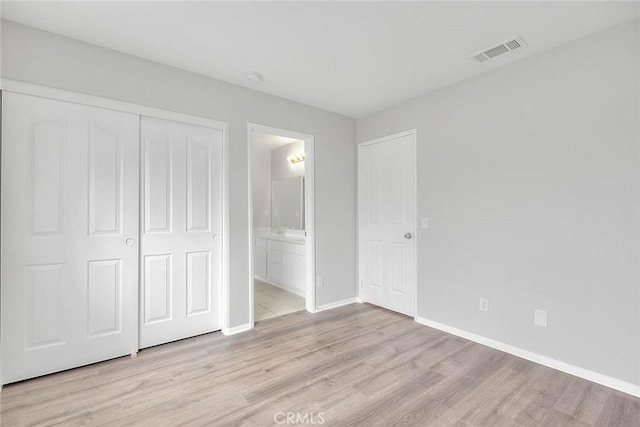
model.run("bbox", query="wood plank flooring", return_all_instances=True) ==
[1,303,638,426]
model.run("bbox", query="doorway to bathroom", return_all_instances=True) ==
[248,124,315,326]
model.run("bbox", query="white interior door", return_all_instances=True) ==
[1,92,140,384]
[358,133,416,316]
[140,116,222,348]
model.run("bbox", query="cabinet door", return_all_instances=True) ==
[1,92,140,384]
[267,262,282,282]
[254,246,267,278]
[282,252,298,289]
[267,246,282,282]
[140,116,223,349]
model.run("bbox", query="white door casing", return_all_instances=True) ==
[140,116,223,348]
[358,131,416,316]
[254,240,267,278]
[247,123,316,326]
[1,92,140,383]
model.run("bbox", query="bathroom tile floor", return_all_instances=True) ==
[254,280,305,321]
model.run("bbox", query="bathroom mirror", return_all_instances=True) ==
[271,176,304,230]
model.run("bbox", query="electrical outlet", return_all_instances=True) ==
[316,276,324,288]
[534,309,548,327]
[479,298,489,312]
[421,218,429,229]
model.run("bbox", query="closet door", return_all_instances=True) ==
[140,116,222,348]
[1,92,140,384]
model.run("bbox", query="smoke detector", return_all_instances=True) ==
[470,36,528,64]
[245,71,264,83]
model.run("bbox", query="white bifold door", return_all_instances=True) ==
[139,116,223,348]
[1,93,224,384]
[359,133,416,316]
[1,93,140,383]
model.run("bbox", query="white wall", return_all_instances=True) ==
[358,19,640,385]
[1,20,358,325]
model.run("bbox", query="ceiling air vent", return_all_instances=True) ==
[470,36,527,64]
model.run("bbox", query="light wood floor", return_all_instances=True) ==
[1,304,639,426]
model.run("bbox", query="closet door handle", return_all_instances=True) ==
[125,238,136,246]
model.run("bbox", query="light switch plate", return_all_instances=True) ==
[421,218,429,229]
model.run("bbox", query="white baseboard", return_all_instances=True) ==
[414,316,640,398]
[222,323,252,336]
[317,297,358,311]
[255,275,306,298]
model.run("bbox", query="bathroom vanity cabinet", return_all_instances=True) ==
[254,237,306,297]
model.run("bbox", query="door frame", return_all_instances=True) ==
[357,129,418,319]
[0,79,232,344]
[247,123,316,328]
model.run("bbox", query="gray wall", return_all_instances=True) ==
[251,139,272,229]
[252,139,305,229]
[1,20,358,325]
[358,19,640,385]
[272,140,305,181]
[271,141,306,229]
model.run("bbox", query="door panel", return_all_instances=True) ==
[143,254,172,324]
[144,135,172,233]
[187,139,211,232]
[368,241,383,288]
[87,259,122,337]
[140,116,222,348]
[359,134,415,316]
[26,264,66,349]
[89,125,122,235]
[1,92,140,384]
[187,251,211,315]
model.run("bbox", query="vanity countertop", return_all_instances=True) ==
[254,233,306,244]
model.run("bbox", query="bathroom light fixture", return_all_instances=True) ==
[244,71,264,83]
[288,153,305,164]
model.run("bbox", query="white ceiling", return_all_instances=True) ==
[2,1,638,118]
[252,132,301,152]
